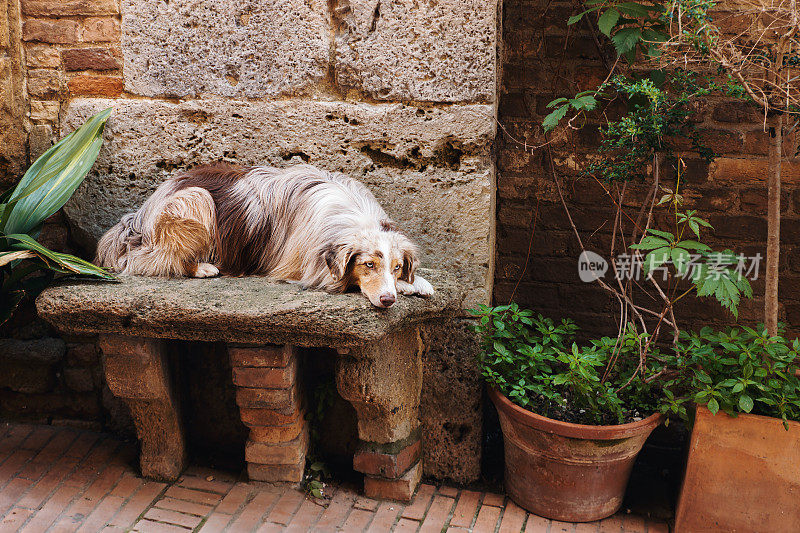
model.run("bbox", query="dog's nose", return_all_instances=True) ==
[379,294,396,307]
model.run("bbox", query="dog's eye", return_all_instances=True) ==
[365,261,375,269]
[393,264,401,272]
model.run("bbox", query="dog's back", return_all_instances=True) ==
[96,164,390,285]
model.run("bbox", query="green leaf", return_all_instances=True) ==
[598,9,620,36]
[707,397,719,414]
[567,13,585,25]
[543,105,569,132]
[2,108,112,235]
[630,235,669,250]
[611,28,642,55]
[5,234,116,279]
[617,2,650,18]
[677,240,710,251]
[739,394,754,413]
[546,97,569,108]
[643,247,670,275]
[647,229,675,240]
[671,248,691,276]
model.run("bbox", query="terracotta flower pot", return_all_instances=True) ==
[488,387,664,522]
[674,406,800,532]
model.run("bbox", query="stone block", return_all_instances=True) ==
[81,17,118,42]
[0,338,65,394]
[25,45,60,67]
[26,68,61,98]
[229,344,294,368]
[22,0,119,16]
[63,367,96,392]
[62,47,120,70]
[23,19,80,43]
[333,0,497,102]
[62,98,494,301]
[67,74,123,96]
[98,335,171,400]
[121,0,329,98]
[29,123,54,161]
[30,100,59,121]
[362,461,422,502]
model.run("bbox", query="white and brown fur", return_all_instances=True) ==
[95,163,434,308]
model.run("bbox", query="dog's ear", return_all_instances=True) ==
[399,240,418,283]
[324,243,358,282]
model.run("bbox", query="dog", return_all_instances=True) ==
[95,163,434,308]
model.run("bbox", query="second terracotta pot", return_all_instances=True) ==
[489,387,663,522]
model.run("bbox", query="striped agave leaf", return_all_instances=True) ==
[4,233,115,279]
[1,107,112,235]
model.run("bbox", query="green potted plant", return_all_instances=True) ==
[661,327,800,531]
[1,108,115,326]
[471,306,666,522]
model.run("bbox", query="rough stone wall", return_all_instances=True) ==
[497,0,800,339]
[2,0,500,484]
[0,0,25,187]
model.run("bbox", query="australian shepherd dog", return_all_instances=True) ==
[95,163,434,308]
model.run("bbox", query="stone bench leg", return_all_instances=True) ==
[336,328,424,502]
[229,344,308,483]
[97,335,186,481]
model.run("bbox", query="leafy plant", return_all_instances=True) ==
[470,303,663,425]
[660,326,800,429]
[1,108,115,326]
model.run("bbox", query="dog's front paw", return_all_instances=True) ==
[396,279,416,295]
[412,276,434,297]
[193,263,220,278]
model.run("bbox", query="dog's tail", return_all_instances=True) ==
[95,212,140,272]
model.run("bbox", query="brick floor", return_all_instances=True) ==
[0,422,669,532]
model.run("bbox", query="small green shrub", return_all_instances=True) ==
[661,326,800,428]
[470,303,663,425]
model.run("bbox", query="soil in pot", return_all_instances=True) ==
[489,387,664,522]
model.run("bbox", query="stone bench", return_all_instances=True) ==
[36,269,462,501]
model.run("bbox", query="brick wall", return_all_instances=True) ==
[496,0,800,338]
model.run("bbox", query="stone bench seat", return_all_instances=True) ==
[36,269,463,501]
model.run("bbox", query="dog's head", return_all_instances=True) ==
[324,227,417,308]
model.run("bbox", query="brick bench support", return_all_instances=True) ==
[336,327,424,501]
[229,344,309,483]
[97,334,186,481]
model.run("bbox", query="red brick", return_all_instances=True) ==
[472,504,502,533]
[76,494,125,533]
[575,521,600,532]
[19,425,57,450]
[438,485,459,498]
[247,459,305,483]
[315,488,356,530]
[395,518,422,533]
[227,489,280,531]
[482,492,506,507]
[367,501,403,531]
[284,497,326,531]
[0,477,34,516]
[550,519,574,532]
[67,74,123,96]
[402,482,434,520]
[23,19,80,43]
[22,0,118,16]
[144,507,202,529]
[365,462,422,503]
[711,100,762,123]
[177,474,232,495]
[240,405,304,427]
[64,431,99,458]
[62,47,120,71]
[235,384,300,410]
[198,513,234,532]
[229,345,294,367]
[109,481,166,528]
[449,490,481,528]
[419,495,456,533]
[131,520,187,533]
[163,486,222,507]
[597,514,624,532]
[525,514,552,532]
[81,16,118,42]
[342,508,374,530]
[498,501,528,533]
[232,360,296,388]
[20,483,79,532]
[0,508,34,531]
[245,429,308,465]
[215,484,251,515]
[354,438,422,478]
[17,455,79,508]
[647,520,670,533]
[266,488,304,526]
[248,416,306,443]
[623,514,646,533]
[353,496,379,511]
[154,496,213,517]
